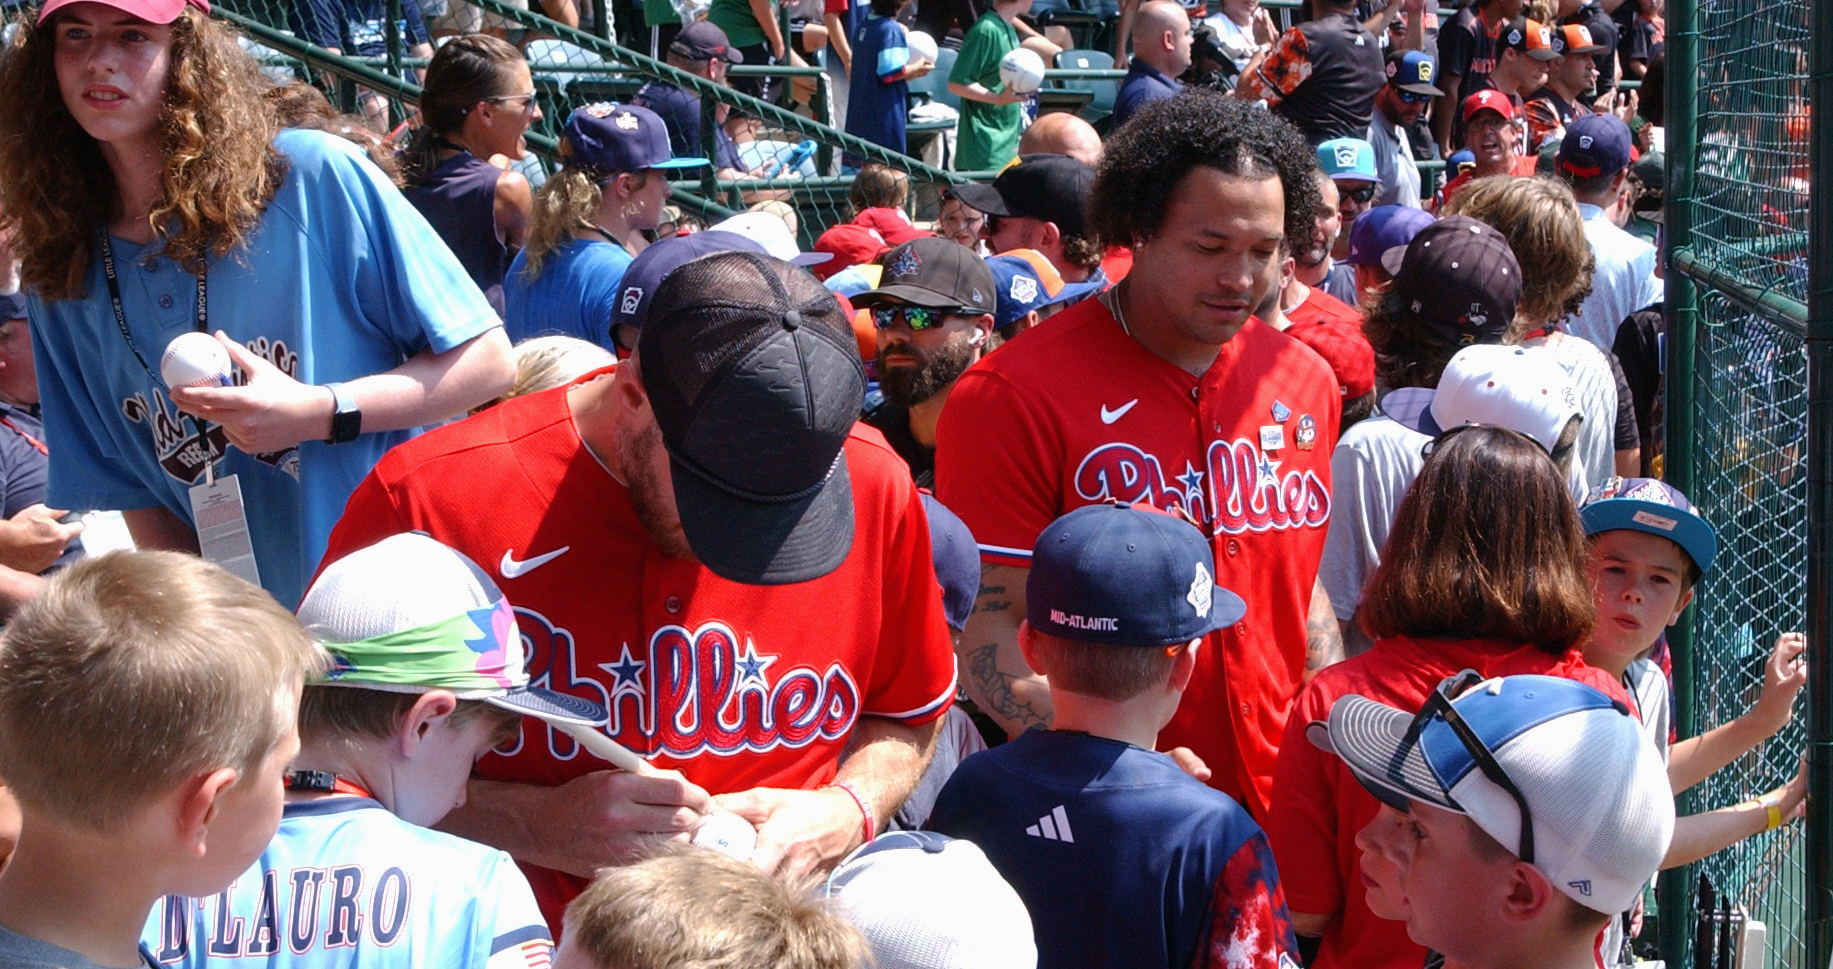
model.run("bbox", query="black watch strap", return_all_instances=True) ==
[324,381,362,444]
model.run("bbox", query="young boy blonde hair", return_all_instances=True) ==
[559,847,866,969]
[0,550,321,831]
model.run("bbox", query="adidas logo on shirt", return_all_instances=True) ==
[1025,805,1075,843]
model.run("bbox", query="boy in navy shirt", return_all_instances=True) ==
[928,502,1301,969]
[844,0,934,156]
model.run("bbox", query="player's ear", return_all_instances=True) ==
[1499,859,1562,925]
[1168,639,1200,692]
[398,690,460,758]
[1038,220,1063,250]
[178,766,243,857]
[1668,587,1695,626]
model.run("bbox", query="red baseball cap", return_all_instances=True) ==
[812,223,891,281]
[37,0,210,25]
[1288,320,1375,399]
[1462,89,1517,123]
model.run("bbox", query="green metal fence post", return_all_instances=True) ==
[1806,0,1833,958]
[1655,0,1700,957]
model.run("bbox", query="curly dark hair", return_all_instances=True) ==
[1088,89,1321,255]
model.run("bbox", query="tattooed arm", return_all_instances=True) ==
[1305,576,1344,683]
[959,563,1053,739]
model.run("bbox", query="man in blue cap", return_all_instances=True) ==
[984,247,1102,347]
[1554,114,1661,354]
[503,103,708,349]
[929,502,1299,969]
[1316,137,1380,266]
[1369,49,1442,208]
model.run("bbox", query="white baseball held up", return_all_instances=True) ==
[160,332,232,389]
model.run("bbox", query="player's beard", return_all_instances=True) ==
[615,417,698,562]
[1296,229,1332,269]
[877,337,976,409]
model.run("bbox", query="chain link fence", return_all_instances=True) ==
[1665,0,1818,959]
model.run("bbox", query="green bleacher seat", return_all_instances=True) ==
[1052,48,1117,124]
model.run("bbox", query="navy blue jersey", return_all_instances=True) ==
[928,730,1300,969]
[845,16,911,154]
[292,0,429,57]
[633,81,742,171]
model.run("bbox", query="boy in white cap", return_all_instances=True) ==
[1314,672,1675,969]
[145,533,609,969]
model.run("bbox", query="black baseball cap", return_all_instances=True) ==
[1028,503,1244,646]
[638,251,865,585]
[1379,216,1522,346]
[610,230,765,343]
[671,20,743,62]
[950,154,1094,239]
[922,494,979,632]
[852,238,996,314]
[1498,17,1559,61]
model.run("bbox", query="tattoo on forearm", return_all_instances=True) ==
[1306,609,1345,671]
[976,585,1008,613]
[967,643,1052,730]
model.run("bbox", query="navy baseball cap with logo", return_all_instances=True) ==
[610,230,765,345]
[853,238,996,314]
[564,102,709,175]
[922,494,980,632]
[639,251,865,585]
[950,154,1095,239]
[1557,114,1633,178]
[1028,503,1245,647]
[670,19,743,62]
[1380,216,1522,345]
[1385,49,1443,96]
[1580,477,1718,575]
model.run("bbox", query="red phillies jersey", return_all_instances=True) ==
[935,297,1340,816]
[322,379,956,925]
[1285,287,1361,329]
[1266,635,1628,969]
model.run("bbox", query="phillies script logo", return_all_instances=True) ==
[1072,438,1329,535]
[506,609,860,761]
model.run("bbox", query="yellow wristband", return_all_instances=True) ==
[1766,802,1784,832]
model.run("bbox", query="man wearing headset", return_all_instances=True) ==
[856,238,997,490]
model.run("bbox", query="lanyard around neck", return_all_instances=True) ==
[98,234,207,393]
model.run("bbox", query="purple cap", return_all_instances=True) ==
[1557,114,1633,178]
[1345,205,1436,266]
[563,103,708,174]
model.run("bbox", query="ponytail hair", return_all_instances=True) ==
[404,34,526,184]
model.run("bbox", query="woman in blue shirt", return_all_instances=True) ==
[0,0,514,606]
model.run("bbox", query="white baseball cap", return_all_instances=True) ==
[711,211,833,266]
[1383,345,1583,453]
[827,831,1037,969]
[1309,672,1674,915]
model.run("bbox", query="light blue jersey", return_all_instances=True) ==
[28,128,501,608]
[144,799,551,969]
[501,236,634,350]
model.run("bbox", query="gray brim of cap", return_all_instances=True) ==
[1380,386,1443,438]
[672,449,857,586]
[852,283,975,310]
[793,251,836,266]
[484,687,609,728]
[950,181,1014,217]
[1306,694,1461,814]
[1379,243,1410,277]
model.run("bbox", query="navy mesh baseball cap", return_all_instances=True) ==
[638,251,865,585]
[1027,503,1243,647]
[610,230,765,341]
[564,103,708,175]
[1380,216,1521,346]
[1557,114,1633,178]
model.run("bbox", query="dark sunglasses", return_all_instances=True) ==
[1342,184,1379,204]
[1397,88,1433,104]
[873,304,954,330]
[1398,671,1537,863]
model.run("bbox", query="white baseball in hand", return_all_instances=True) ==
[160,332,231,389]
[691,809,758,860]
[999,48,1047,94]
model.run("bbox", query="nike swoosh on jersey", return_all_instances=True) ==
[1100,399,1139,424]
[501,546,571,578]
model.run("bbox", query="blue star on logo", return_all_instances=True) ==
[1175,461,1205,500]
[735,640,775,688]
[1256,453,1283,490]
[597,645,646,697]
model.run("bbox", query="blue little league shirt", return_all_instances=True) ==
[928,730,1301,969]
[144,798,550,969]
[29,128,500,609]
[502,237,635,351]
[844,16,912,154]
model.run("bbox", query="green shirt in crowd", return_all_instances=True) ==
[707,0,769,49]
[643,0,679,28]
[950,10,1023,172]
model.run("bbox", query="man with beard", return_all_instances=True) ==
[1368,50,1441,208]
[321,251,956,929]
[1317,138,1379,266]
[857,238,998,488]
[1287,169,1361,319]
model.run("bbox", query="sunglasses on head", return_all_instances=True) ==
[872,304,957,330]
[1397,671,1537,863]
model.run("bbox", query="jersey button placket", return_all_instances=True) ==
[663,595,682,615]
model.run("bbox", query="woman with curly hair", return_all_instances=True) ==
[401,34,539,315]
[0,0,514,608]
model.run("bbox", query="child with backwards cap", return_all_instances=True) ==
[1313,671,1674,969]
[0,552,322,969]
[927,502,1299,969]
[1577,478,1806,965]
[145,533,609,969]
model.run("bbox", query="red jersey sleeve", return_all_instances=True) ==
[1193,832,1303,969]
[1265,683,1347,919]
[934,366,1066,567]
[859,452,958,725]
[823,0,848,15]
[317,465,413,582]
